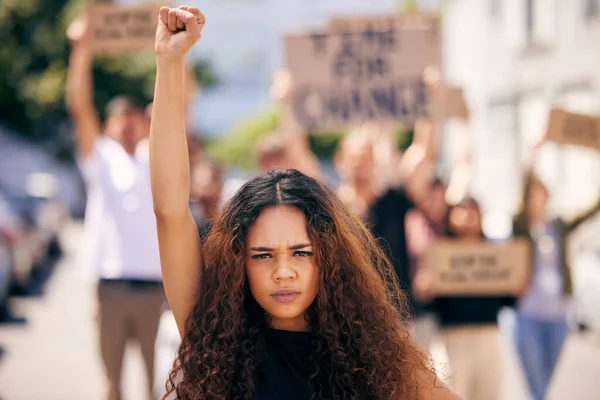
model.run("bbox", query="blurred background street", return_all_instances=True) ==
[0,223,146,400]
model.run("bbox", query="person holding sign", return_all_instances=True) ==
[66,15,164,400]
[414,197,516,400]
[512,169,600,400]
[405,178,449,349]
[335,125,435,327]
[149,6,464,400]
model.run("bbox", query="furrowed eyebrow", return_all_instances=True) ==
[249,247,273,252]
[249,243,312,251]
[288,243,312,250]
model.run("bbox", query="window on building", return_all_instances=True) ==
[586,0,600,20]
[524,0,556,50]
[504,0,555,53]
[490,0,502,20]
[525,0,534,40]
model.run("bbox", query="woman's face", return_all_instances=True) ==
[336,143,375,185]
[450,202,482,238]
[527,182,549,221]
[246,205,319,332]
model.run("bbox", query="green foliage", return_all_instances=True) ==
[399,0,420,13]
[0,0,215,146]
[208,106,281,170]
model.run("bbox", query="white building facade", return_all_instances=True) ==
[441,0,600,217]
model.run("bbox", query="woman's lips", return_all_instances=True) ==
[271,289,301,303]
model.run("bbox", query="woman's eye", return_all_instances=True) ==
[251,253,272,260]
[293,251,314,257]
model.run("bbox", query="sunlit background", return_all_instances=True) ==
[1,0,600,399]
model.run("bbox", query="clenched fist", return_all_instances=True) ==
[67,15,91,47]
[155,6,205,59]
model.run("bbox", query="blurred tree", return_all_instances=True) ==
[208,106,281,171]
[0,0,215,161]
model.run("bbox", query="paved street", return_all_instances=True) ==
[0,224,147,400]
[0,222,599,400]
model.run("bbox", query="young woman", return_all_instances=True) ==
[414,198,514,400]
[512,172,600,400]
[149,6,463,400]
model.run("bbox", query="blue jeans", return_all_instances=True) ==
[514,314,568,400]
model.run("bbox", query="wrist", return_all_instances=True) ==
[71,42,92,58]
[156,55,186,69]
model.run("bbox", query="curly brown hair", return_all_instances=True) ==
[165,169,433,399]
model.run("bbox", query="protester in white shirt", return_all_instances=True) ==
[66,16,164,400]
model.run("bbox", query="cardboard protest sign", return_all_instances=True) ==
[88,3,162,55]
[329,13,441,65]
[422,239,530,296]
[284,21,438,131]
[329,16,470,122]
[544,108,600,151]
[430,86,469,121]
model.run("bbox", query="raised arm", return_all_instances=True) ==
[564,196,600,233]
[150,5,205,337]
[65,16,100,159]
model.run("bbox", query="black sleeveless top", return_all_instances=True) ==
[253,329,319,400]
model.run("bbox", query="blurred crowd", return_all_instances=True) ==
[1,3,600,400]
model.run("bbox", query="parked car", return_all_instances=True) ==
[0,189,37,293]
[0,176,67,292]
[23,173,68,261]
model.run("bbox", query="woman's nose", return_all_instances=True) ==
[273,256,296,281]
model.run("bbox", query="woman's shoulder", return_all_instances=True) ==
[416,369,466,400]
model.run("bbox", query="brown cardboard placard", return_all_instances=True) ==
[545,108,600,151]
[422,238,530,296]
[329,15,471,122]
[284,23,437,131]
[88,3,162,55]
[430,86,469,121]
[329,13,441,66]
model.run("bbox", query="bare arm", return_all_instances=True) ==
[150,6,205,337]
[564,196,600,233]
[65,17,100,158]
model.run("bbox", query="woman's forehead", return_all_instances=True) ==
[246,205,311,247]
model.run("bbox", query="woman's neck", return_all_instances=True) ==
[270,316,311,332]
